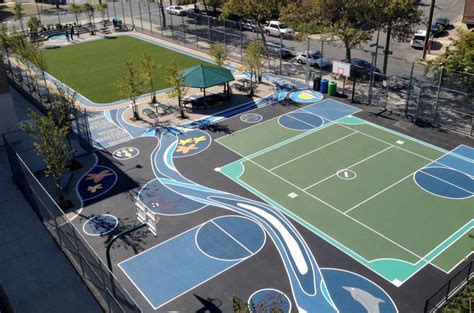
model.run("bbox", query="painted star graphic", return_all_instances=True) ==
[192,136,207,144]
[179,138,194,146]
[86,170,113,183]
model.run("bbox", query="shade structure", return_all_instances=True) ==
[182,64,234,88]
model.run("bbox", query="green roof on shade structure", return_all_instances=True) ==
[182,64,235,88]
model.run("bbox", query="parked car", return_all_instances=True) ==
[266,41,294,59]
[410,29,430,49]
[240,18,259,32]
[165,5,187,16]
[430,23,443,37]
[186,8,200,19]
[433,17,449,32]
[264,21,294,38]
[348,58,381,80]
[296,51,332,68]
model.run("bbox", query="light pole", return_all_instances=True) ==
[422,0,436,60]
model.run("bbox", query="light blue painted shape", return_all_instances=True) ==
[213,216,265,253]
[301,99,360,122]
[119,227,240,310]
[288,112,323,127]
[435,145,474,177]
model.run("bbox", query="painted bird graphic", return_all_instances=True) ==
[179,138,194,146]
[176,144,198,154]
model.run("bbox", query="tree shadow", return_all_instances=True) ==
[194,294,223,313]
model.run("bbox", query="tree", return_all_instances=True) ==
[140,51,159,104]
[115,60,143,120]
[13,1,24,32]
[82,2,96,35]
[166,60,187,118]
[281,0,374,61]
[221,0,281,45]
[209,43,227,66]
[96,2,108,24]
[241,40,265,93]
[429,29,474,94]
[23,111,70,208]
[0,23,14,73]
[374,0,422,74]
[69,2,83,26]
[27,16,43,37]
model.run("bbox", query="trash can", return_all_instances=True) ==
[313,77,321,91]
[328,81,337,96]
[320,79,329,94]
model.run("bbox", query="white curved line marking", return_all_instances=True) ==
[237,202,308,275]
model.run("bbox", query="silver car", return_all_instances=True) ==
[296,51,332,68]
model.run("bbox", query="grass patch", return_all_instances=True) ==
[42,36,213,103]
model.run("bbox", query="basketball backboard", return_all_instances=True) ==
[332,60,351,78]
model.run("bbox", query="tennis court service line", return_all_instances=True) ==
[270,131,358,171]
[302,145,393,191]
[218,141,426,263]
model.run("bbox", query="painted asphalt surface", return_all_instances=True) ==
[73,93,410,312]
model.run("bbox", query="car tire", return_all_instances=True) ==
[265,30,270,36]
[297,59,303,64]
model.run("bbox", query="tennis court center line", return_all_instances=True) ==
[221,143,426,262]
[270,131,358,171]
[210,221,255,255]
[302,145,393,191]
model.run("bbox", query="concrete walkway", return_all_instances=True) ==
[0,88,101,312]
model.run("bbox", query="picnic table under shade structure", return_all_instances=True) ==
[181,64,235,109]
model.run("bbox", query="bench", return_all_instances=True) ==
[152,102,174,115]
[142,108,158,119]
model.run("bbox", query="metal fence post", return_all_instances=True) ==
[208,16,211,43]
[433,66,444,125]
[239,25,243,64]
[120,0,126,26]
[112,0,117,18]
[138,0,144,31]
[147,1,153,34]
[405,62,415,117]
[129,0,134,28]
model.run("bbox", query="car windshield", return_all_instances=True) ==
[310,52,321,58]
[413,35,425,40]
[175,6,182,9]
[279,23,288,29]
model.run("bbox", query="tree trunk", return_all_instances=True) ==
[159,0,167,28]
[202,0,209,15]
[345,46,351,62]
[383,24,392,75]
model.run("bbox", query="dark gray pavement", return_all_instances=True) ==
[0,87,101,313]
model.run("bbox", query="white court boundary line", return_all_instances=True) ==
[217,141,428,264]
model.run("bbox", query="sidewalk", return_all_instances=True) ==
[0,89,101,312]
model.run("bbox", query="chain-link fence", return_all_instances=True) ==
[424,260,473,312]
[3,130,142,313]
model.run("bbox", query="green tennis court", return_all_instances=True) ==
[217,99,473,286]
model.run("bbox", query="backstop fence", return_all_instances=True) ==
[424,260,473,312]
[3,131,142,313]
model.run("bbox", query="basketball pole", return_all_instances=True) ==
[106,223,147,272]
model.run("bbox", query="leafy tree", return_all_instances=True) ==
[209,43,227,66]
[115,60,144,120]
[140,51,159,104]
[27,16,43,37]
[166,60,187,118]
[374,0,422,73]
[429,29,474,95]
[232,295,251,313]
[23,111,70,208]
[241,40,265,93]
[221,0,281,44]
[96,2,108,24]
[69,2,82,26]
[13,1,24,32]
[0,23,14,73]
[281,0,374,61]
[82,2,96,35]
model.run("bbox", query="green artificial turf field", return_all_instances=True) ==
[42,36,213,103]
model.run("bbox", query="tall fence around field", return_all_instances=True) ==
[3,0,473,136]
[3,131,142,313]
[424,260,473,312]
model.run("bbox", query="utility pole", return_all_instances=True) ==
[422,0,436,60]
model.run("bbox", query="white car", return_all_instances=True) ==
[264,21,294,38]
[165,5,187,16]
[296,51,332,68]
[410,30,431,49]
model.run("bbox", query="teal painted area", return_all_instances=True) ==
[220,162,245,179]
[369,259,424,283]
[338,116,365,125]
